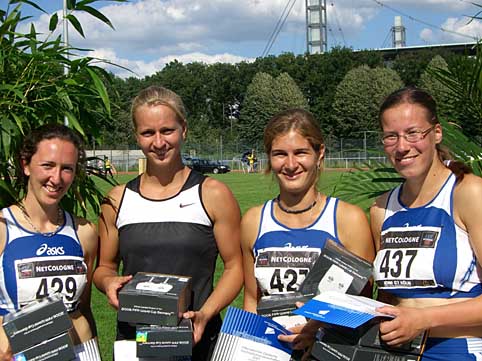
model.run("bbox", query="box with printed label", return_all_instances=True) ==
[136,318,193,358]
[257,292,310,329]
[310,325,426,361]
[299,239,373,298]
[3,294,72,353]
[357,322,427,355]
[257,292,310,318]
[118,272,192,326]
[13,332,75,361]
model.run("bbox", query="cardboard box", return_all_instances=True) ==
[299,239,373,298]
[118,272,192,326]
[3,294,72,353]
[114,340,191,361]
[257,292,310,329]
[358,323,427,355]
[136,318,193,358]
[257,292,310,318]
[13,332,75,361]
[310,325,426,361]
[311,337,420,361]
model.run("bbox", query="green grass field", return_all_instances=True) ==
[90,170,345,360]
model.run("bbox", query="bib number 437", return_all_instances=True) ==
[379,249,418,279]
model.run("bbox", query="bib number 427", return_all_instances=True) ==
[270,268,308,292]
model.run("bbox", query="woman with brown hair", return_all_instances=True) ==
[0,124,100,360]
[241,108,374,350]
[372,86,482,360]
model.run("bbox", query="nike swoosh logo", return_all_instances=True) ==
[179,202,195,208]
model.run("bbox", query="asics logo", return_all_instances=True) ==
[179,202,195,208]
[36,243,65,256]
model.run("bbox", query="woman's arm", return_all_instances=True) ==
[241,206,262,313]
[0,217,13,359]
[183,177,243,344]
[337,200,375,263]
[93,185,132,309]
[76,218,99,337]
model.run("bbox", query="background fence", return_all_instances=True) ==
[87,133,387,173]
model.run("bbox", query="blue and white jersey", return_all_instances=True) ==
[373,173,482,299]
[0,208,87,314]
[253,197,342,296]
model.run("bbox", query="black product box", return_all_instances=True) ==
[358,323,427,355]
[118,272,192,326]
[299,239,373,298]
[311,338,420,361]
[257,292,311,329]
[136,318,193,358]
[310,325,426,361]
[257,292,310,318]
[13,332,75,361]
[3,294,72,353]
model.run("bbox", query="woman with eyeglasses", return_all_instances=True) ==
[371,86,482,360]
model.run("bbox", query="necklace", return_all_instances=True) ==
[18,201,63,237]
[276,195,317,214]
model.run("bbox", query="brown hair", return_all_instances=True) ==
[131,85,187,128]
[264,108,325,175]
[379,86,471,182]
[17,123,85,191]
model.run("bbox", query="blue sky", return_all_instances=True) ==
[3,0,481,78]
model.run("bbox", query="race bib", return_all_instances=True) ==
[374,226,440,289]
[255,247,320,295]
[15,256,87,311]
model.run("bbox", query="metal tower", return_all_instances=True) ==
[306,0,327,54]
[391,16,406,48]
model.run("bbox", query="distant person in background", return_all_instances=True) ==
[0,124,100,360]
[247,149,256,173]
[104,156,115,177]
[372,86,482,360]
[93,85,243,361]
[241,108,374,352]
[241,151,250,173]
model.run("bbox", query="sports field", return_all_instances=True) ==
[91,170,346,360]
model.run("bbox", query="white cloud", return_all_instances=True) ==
[14,0,482,78]
[87,48,254,79]
[420,28,435,43]
[418,17,482,43]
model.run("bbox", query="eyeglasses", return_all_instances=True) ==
[381,126,435,146]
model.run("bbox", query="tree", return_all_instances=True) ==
[331,65,403,138]
[429,44,482,141]
[238,72,308,143]
[391,49,453,86]
[0,0,124,214]
[419,55,454,119]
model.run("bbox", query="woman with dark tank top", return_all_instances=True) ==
[93,86,243,361]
